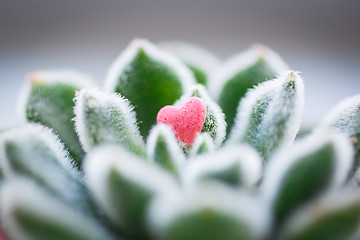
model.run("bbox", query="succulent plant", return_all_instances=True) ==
[0,39,360,240]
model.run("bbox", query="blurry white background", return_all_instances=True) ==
[1,0,359,128]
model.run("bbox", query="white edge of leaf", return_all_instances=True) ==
[260,71,305,152]
[229,71,305,149]
[188,132,216,158]
[278,190,360,240]
[146,124,186,172]
[184,144,262,188]
[321,94,360,134]
[208,43,289,100]
[261,129,354,202]
[148,182,270,239]
[104,38,196,92]
[175,84,227,145]
[73,88,144,152]
[159,41,220,79]
[0,178,114,240]
[84,145,178,226]
[0,123,78,177]
[228,77,279,143]
[17,70,94,122]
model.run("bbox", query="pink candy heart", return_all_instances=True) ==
[157,97,207,145]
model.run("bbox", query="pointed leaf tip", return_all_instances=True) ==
[185,145,262,188]
[148,182,270,240]
[160,41,220,86]
[209,44,289,134]
[188,133,216,157]
[229,71,305,160]
[20,70,94,167]
[147,124,186,177]
[74,89,146,158]
[105,39,196,137]
[84,145,177,237]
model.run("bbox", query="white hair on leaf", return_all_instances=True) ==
[73,88,146,156]
[208,44,289,101]
[18,70,94,122]
[105,39,195,93]
[160,41,220,81]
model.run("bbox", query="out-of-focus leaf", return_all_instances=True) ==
[277,191,360,240]
[188,133,216,157]
[184,145,262,188]
[21,70,93,167]
[0,178,116,240]
[147,124,185,177]
[148,182,270,240]
[262,130,354,226]
[321,94,360,176]
[160,41,220,86]
[84,145,177,238]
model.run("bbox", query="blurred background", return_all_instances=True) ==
[1,0,359,128]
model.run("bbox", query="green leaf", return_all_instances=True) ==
[74,89,146,158]
[146,124,186,177]
[105,39,196,138]
[0,124,92,212]
[0,178,116,240]
[175,84,226,146]
[84,145,177,238]
[160,41,220,86]
[185,145,261,188]
[262,130,354,226]
[277,191,360,240]
[21,70,93,167]
[148,182,270,240]
[187,65,208,85]
[229,71,304,160]
[209,44,289,134]
[188,133,216,157]
[321,94,360,176]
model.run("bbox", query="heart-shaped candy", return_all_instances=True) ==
[156,97,207,145]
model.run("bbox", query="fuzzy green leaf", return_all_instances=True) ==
[0,178,116,240]
[229,71,304,160]
[85,145,177,238]
[209,44,289,134]
[105,39,195,137]
[74,89,146,158]
[147,124,186,177]
[0,124,92,212]
[149,183,269,240]
[322,94,360,175]
[185,145,261,188]
[188,133,216,157]
[262,130,354,226]
[21,70,93,167]
[277,191,360,240]
[160,41,220,86]
[175,84,226,146]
